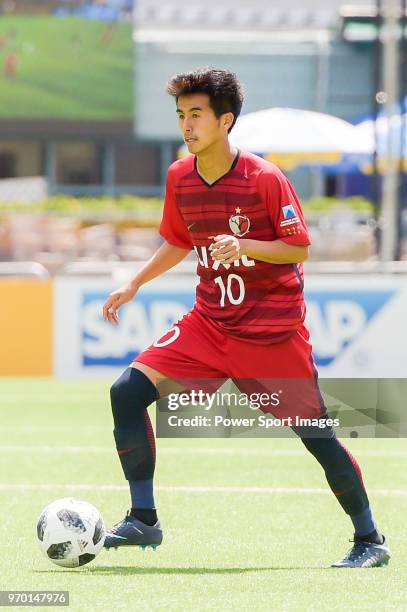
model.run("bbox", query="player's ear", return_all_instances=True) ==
[222,112,234,132]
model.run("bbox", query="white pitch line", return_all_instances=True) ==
[0,446,116,453]
[0,446,304,455]
[1,446,407,457]
[0,483,407,497]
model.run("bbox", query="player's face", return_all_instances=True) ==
[177,94,231,154]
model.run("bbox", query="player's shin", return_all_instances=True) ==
[300,434,383,543]
[110,367,159,525]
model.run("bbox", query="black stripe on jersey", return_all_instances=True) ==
[177,192,260,206]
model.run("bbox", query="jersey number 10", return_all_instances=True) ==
[214,274,245,307]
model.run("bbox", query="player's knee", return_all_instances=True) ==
[110,367,158,427]
[110,370,131,406]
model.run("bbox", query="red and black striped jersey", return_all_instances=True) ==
[159,150,311,344]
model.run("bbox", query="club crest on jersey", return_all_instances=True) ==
[229,214,250,237]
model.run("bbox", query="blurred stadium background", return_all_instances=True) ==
[0,0,406,379]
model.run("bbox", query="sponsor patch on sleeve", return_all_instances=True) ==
[280,204,300,227]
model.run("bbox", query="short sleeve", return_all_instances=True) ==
[263,170,311,246]
[159,171,193,250]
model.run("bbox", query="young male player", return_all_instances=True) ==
[102,67,390,567]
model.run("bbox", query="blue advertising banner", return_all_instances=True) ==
[81,290,195,366]
[54,275,406,378]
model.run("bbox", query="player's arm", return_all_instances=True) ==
[130,241,191,286]
[243,238,309,263]
[210,237,308,265]
[103,241,190,325]
[103,168,193,325]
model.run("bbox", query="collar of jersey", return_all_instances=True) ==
[194,149,240,188]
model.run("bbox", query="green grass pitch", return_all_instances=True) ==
[0,16,132,119]
[0,378,406,611]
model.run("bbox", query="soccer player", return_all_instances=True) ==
[102,67,390,567]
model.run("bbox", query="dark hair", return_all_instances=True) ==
[166,66,244,132]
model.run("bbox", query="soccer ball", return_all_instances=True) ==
[36,498,105,568]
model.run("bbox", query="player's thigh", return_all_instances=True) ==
[227,325,314,379]
[133,309,228,391]
[229,328,324,419]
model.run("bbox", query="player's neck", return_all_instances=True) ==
[196,142,238,185]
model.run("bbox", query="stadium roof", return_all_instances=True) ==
[135,1,376,31]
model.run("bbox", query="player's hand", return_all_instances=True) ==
[102,283,137,325]
[209,234,244,264]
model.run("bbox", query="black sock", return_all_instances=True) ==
[300,435,370,516]
[355,529,384,545]
[130,507,158,526]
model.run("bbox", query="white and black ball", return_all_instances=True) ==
[37,498,105,568]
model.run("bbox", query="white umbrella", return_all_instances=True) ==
[229,107,371,156]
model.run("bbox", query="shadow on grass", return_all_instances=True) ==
[34,566,326,575]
